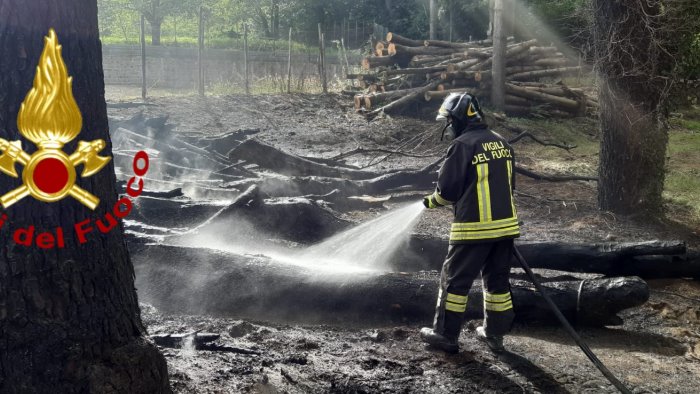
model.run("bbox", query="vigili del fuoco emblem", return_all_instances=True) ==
[0,29,110,210]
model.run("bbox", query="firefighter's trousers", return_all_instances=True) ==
[432,239,515,340]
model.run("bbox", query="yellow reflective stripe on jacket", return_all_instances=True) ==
[432,191,453,206]
[450,227,520,241]
[484,292,511,303]
[445,301,467,313]
[506,160,517,218]
[484,300,513,312]
[451,217,519,231]
[446,293,467,304]
[476,163,492,222]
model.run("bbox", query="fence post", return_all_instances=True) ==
[198,6,204,96]
[287,27,293,94]
[318,23,327,94]
[140,14,146,99]
[244,24,250,95]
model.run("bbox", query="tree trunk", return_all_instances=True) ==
[151,19,162,46]
[0,1,170,392]
[491,0,506,111]
[429,0,437,40]
[593,0,668,214]
[597,78,667,214]
[149,0,162,46]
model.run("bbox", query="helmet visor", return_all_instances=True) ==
[436,104,450,121]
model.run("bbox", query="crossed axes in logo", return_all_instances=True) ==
[0,138,109,210]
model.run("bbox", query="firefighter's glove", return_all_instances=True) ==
[423,195,438,209]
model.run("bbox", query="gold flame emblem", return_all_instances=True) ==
[0,29,110,210]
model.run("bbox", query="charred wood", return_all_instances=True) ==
[393,236,694,279]
[133,244,648,327]
[229,139,382,179]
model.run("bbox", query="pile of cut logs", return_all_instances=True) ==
[350,32,597,117]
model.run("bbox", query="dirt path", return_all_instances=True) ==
[108,92,700,393]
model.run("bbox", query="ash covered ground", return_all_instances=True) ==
[108,92,700,393]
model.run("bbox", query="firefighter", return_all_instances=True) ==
[420,92,519,354]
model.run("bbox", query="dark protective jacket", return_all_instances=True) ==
[428,124,520,244]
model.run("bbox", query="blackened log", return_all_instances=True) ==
[113,126,229,168]
[129,186,350,244]
[228,139,382,179]
[196,128,261,156]
[133,244,648,327]
[116,180,183,198]
[392,236,695,278]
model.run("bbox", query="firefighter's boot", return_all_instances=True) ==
[420,327,459,354]
[476,326,505,353]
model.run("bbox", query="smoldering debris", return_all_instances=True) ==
[133,243,649,326]
[110,111,693,329]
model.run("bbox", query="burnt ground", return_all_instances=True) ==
[107,91,700,393]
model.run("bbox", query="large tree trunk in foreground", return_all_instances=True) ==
[593,0,668,214]
[133,244,649,327]
[0,1,169,392]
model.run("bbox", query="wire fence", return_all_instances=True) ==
[101,8,389,96]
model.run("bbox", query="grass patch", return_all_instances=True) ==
[665,109,700,224]
[496,116,599,177]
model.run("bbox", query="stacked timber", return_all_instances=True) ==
[351,32,594,117]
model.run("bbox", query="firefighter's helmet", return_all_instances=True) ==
[436,92,484,133]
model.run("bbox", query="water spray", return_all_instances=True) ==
[513,246,632,394]
[297,201,425,271]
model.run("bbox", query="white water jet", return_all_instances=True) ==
[171,201,426,273]
[294,201,425,271]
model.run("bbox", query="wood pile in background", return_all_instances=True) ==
[347,32,597,117]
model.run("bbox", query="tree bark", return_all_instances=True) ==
[0,1,170,392]
[150,19,162,46]
[593,0,668,214]
[386,32,424,47]
[429,0,437,40]
[491,0,507,111]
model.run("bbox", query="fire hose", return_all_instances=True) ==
[513,246,632,394]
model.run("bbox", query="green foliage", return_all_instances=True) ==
[665,112,700,222]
